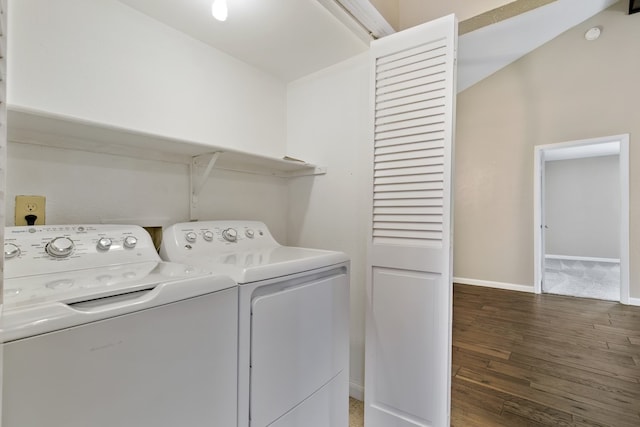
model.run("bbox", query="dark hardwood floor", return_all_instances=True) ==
[451,283,640,427]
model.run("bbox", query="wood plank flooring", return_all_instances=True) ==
[452,284,640,426]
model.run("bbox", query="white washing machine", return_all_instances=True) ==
[160,220,350,427]
[1,224,238,427]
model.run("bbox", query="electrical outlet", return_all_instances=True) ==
[15,195,46,226]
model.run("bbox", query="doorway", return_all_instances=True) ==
[534,135,629,303]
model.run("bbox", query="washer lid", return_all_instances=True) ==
[183,246,349,284]
[3,261,230,309]
[1,261,237,342]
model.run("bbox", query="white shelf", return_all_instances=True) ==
[7,106,325,178]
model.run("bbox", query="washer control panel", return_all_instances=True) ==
[4,225,157,279]
[160,221,278,260]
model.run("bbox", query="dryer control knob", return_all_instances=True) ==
[245,229,255,238]
[46,237,75,258]
[222,228,238,242]
[97,238,113,251]
[203,230,214,241]
[123,236,138,248]
[185,232,197,243]
[4,243,21,259]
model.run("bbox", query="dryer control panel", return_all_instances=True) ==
[160,221,279,260]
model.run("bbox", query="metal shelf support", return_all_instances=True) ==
[190,152,221,220]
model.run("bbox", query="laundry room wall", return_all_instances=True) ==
[6,0,292,240]
[286,53,370,398]
[454,1,640,301]
[8,0,287,158]
[6,143,290,242]
[545,155,620,260]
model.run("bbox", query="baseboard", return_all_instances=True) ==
[454,277,534,293]
[545,254,620,264]
[349,381,364,401]
[629,297,640,307]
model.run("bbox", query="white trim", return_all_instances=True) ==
[628,298,640,307]
[534,146,544,294]
[454,277,534,293]
[316,0,395,42]
[545,254,620,264]
[534,134,630,304]
[349,381,364,401]
[619,137,630,305]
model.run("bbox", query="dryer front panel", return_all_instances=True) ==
[250,272,349,427]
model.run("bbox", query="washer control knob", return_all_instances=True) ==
[4,243,21,259]
[97,237,113,251]
[46,237,75,258]
[222,228,238,242]
[123,236,138,249]
[203,230,214,241]
[245,229,255,238]
[185,232,197,243]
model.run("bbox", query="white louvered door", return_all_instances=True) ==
[364,14,457,427]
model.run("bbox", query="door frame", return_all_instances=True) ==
[533,134,629,304]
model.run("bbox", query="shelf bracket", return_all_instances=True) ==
[190,152,221,219]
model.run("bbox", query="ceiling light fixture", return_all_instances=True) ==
[584,26,601,41]
[211,0,228,22]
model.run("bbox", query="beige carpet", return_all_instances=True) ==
[349,397,364,427]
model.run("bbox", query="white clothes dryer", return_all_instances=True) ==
[2,224,238,427]
[160,220,350,427]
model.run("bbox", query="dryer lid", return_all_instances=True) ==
[184,246,348,284]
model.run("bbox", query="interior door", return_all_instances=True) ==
[364,14,457,427]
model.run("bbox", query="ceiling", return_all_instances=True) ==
[117,0,619,86]
[117,0,368,82]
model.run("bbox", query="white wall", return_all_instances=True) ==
[545,155,620,259]
[286,53,370,398]
[6,0,293,236]
[8,0,287,158]
[6,142,290,242]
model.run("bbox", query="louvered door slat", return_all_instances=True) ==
[375,76,446,101]
[373,229,442,240]
[374,198,443,207]
[375,181,443,192]
[374,221,443,231]
[376,54,446,81]
[377,64,447,92]
[375,157,443,171]
[376,89,445,110]
[375,140,445,155]
[374,190,444,200]
[374,132,445,148]
[373,206,444,215]
[373,178,442,188]
[376,98,445,121]
[376,39,446,66]
[375,122,444,141]
[373,214,443,223]
[374,164,444,177]
[375,174,444,186]
[376,114,445,133]
[375,148,445,163]
[376,106,445,126]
